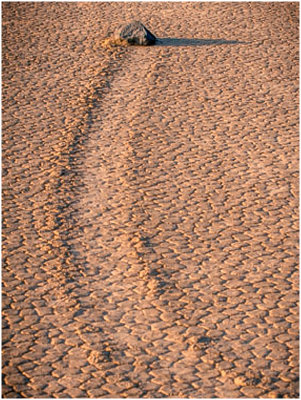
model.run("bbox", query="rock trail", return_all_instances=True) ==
[2,2,299,398]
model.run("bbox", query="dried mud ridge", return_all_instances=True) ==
[2,2,299,398]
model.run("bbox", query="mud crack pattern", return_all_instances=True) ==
[2,2,299,398]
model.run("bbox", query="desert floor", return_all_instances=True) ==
[2,2,299,398]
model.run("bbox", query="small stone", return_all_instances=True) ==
[266,391,281,398]
[113,21,156,45]
[234,376,247,386]
[240,386,264,397]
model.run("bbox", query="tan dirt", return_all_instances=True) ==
[2,2,299,398]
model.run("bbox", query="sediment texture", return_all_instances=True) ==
[2,2,299,398]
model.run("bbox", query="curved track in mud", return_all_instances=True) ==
[2,2,299,398]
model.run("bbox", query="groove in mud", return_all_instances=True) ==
[45,47,130,289]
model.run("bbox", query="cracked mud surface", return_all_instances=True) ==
[2,2,299,398]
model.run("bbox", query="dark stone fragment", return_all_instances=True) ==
[113,21,156,45]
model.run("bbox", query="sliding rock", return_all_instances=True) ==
[113,21,156,45]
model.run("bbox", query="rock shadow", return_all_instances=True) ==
[156,37,247,46]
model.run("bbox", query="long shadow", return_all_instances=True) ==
[155,37,248,46]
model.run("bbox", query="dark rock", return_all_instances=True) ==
[113,21,156,46]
